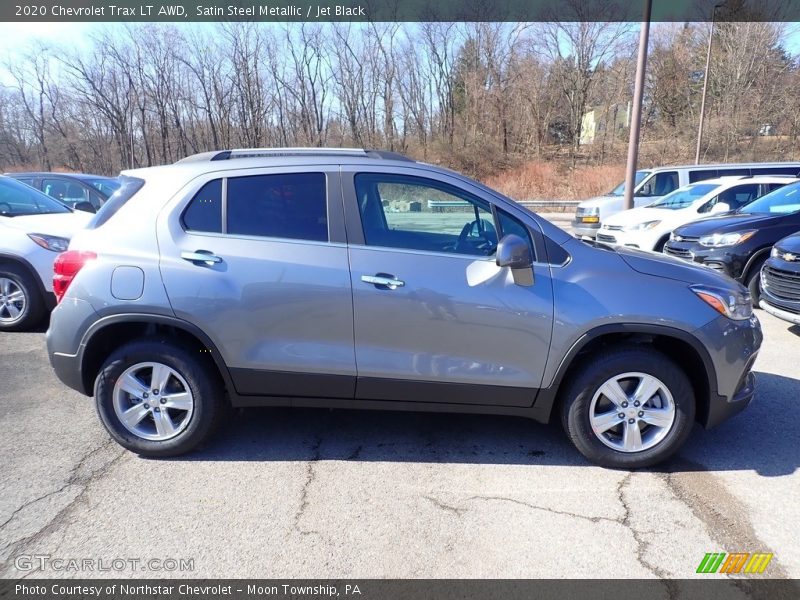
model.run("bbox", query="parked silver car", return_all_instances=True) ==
[46,149,762,468]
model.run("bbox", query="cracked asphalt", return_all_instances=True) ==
[0,311,798,580]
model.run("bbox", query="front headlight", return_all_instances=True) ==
[623,220,661,231]
[698,230,756,248]
[771,246,781,258]
[27,234,70,252]
[691,284,753,320]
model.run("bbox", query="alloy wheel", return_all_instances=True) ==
[588,372,676,453]
[0,277,27,324]
[112,361,194,441]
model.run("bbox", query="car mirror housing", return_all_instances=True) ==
[496,234,534,286]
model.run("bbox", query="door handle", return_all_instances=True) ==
[361,274,405,289]
[181,250,222,266]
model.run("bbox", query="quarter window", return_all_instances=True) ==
[182,179,222,233]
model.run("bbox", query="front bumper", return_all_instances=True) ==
[662,241,745,280]
[572,220,601,238]
[760,299,800,325]
[694,313,762,429]
[596,228,660,250]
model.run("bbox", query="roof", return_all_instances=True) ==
[175,147,415,164]
[4,172,112,180]
[641,162,800,172]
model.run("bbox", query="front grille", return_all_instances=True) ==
[597,233,617,243]
[763,265,800,302]
[664,244,692,260]
[672,234,700,243]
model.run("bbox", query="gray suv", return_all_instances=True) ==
[46,149,762,468]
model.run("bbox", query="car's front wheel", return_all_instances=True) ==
[560,346,695,469]
[95,338,224,457]
[0,265,44,332]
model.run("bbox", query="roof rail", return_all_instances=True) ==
[176,148,414,164]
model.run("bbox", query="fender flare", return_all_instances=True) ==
[78,312,236,396]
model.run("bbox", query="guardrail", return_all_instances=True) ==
[428,199,580,213]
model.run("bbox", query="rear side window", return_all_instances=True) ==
[88,176,145,229]
[182,180,222,233]
[689,170,718,183]
[226,173,327,242]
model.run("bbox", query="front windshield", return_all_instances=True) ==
[0,177,71,217]
[84,177,122,198]
[648,183,719,210]
[609,171,650,196]
[739,182,800,214]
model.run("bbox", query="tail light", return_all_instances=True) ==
[53,251,97,303]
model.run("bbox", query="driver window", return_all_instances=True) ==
[354,173,497,257]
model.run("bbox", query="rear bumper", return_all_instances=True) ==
[49,350,89,395]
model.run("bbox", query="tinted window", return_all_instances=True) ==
[0,177,71,216]
[226,173,327,242]
[740,182,800,214]
[182,180,223,233]
[43,178,89,208]
[751,166,800,176]
[636,171,678,197]
[83,177,122,198]
[717,168,750,177]
[355,173,497,257]
[689,169,718,183]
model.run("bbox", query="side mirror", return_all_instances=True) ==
[709,202,730,214]
[636,183,653,197]
[496,234,534,287]
[74,201,96,213]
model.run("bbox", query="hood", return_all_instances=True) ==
[604,206,676,227]
[0,211,93,238]
[613,244,739,288]
[579,194,616,208]
[674,212,781,236]
[774,232,800,254]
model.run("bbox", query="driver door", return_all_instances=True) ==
[343,168,554,407]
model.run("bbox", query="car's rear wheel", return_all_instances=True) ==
[0,265,44,332]
[95,338,224,457]
[560,345,695,469]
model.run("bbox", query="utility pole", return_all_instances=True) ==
[623,0,652,211]
[695,3,723,164]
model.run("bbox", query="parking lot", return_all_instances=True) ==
[0,302,798,579]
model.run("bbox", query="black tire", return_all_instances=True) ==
[0,264,45,332]
[653,235,669,253]
[745,257,766,307]
[560,345,695,469]
[94,338,225,457]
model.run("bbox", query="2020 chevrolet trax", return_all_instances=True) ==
[46,149,761,468]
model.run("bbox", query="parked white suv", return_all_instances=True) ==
[0,176,92,330]
[573,162,800,238]
[596,176,797,252]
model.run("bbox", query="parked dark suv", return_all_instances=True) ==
[760,232,800,325]
[663,181,800,302]
[45,149,762,469]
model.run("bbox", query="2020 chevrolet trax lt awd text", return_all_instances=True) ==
[46,149,762,468]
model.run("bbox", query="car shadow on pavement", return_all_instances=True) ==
[173,371,799,476]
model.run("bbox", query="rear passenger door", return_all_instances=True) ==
[157,167,357,400]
